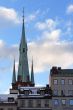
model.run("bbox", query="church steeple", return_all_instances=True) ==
[31,59,35,86]
[20,8,27,51]
[12,59,16,84]
[17,9,29,83]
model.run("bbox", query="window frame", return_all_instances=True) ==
[54,99,59,106]
[68,79,73,85]
[61,99,66,105]
[53,90,58,96]
[28,99,33,107]
[69,99,73,106]
[53,79,58,85]
[45,99,49,107]
[61,79,65,85]
[20,99,25,107]
[68,90,73,96]
[37,99,41,107]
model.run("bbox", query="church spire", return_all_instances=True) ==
[17,9,29,82]
[31,58,35,86]
[12,59,16,84]
[20,8,27,51]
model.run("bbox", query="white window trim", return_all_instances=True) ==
[53,79,58,85]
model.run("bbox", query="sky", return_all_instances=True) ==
[0,0,73,93]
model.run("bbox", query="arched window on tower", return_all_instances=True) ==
[23,48,25,52]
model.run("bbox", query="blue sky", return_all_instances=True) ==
[0,0,73,93]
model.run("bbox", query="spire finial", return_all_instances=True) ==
[22,7,24,22]
[22,7,24,24]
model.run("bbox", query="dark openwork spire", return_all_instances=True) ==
[17,8,30,82]
[31,58,35,85]
[12,59,16,84]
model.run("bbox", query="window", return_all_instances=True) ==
[40,91,44,95]
[8,97,14,102]
[61,79,65,85]
[37,99,41,107]
[54,79,58,85]
[68,79,72,85]
[62,99,66,105]
[54,99,59,105]
[45,99,49,107]
[23,48,25,52]
[69,99,73,105]
[68,90,73,96]
[53,90,58,96]
[28,100,33,107]
[20,100,25,107]
[24,90,29,95]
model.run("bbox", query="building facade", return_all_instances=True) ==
[0,11,73,110]
[50,67,73,110]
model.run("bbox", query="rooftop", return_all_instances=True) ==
[50,66,73,76]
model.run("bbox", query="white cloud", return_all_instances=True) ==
[0,34,73,74]
[35,19,56,31]
[28,40,73,73]
[67,4,73,14]
[0,6,20,25]
[0,16,73,74]
[0,7,40,27]
[42,29,61,42]
[0,40,18,61]
[25,10,40,23]
[27,18,73,73]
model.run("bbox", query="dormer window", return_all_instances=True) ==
[24,90,29,95]
[8,97,14,102]
[40,90,45,95]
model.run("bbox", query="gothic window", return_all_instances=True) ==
[23,48,25,52]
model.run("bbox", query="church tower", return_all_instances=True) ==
[17,10,30,83]
[11,10,35,93]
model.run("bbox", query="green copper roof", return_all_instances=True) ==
[19,12,27,51]
[31,59,35,84]
[12,59,16,84]
[17,10,29,82]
